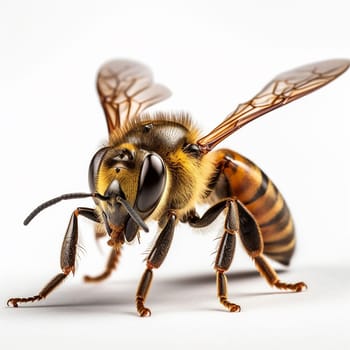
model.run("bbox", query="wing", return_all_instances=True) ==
[97,59,171,134]
[197,59,350,153]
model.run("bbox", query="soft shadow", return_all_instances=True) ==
[163,269,286,287]
[8,264,349,313]
[5,268,287,312]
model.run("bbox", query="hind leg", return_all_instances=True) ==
[187,196,306,313]
[254,256,306,292]
[236,200,307,292]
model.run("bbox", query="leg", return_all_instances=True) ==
[215,200,241,311]
[187,199,241,312]
[7,207,98,307]
[254,256,306,291]
[136,213,176,317]
[7,273,67,307]
[84,245,122,283]
[136,268,153,317]
[236,200,307,292]
[83,219,122,283]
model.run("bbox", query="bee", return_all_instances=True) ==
[7,59,349,316]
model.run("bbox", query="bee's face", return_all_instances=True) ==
[88,144,166,242]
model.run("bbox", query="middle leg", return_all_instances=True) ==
[188,199,241,312]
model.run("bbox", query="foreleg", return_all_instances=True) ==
[7,207,98,307]
[136,213,176,317]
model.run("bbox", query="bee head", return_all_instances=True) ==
[88,145,166,242]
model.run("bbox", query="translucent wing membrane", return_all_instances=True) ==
[197,59,350,153]
[97,60,171,134]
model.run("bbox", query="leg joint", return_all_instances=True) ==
[187,198,238,229]
[147,213,176,269]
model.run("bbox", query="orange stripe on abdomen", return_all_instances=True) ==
[212,149,295,265]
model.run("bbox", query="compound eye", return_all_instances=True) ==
[136,153,166,214]
[88,147,110,192]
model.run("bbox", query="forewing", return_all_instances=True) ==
[97,59,171,134]
[197,59,350,152]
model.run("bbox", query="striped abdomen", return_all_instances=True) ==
[211,149,295,265]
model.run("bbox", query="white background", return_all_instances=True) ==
[1,0,350,349]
